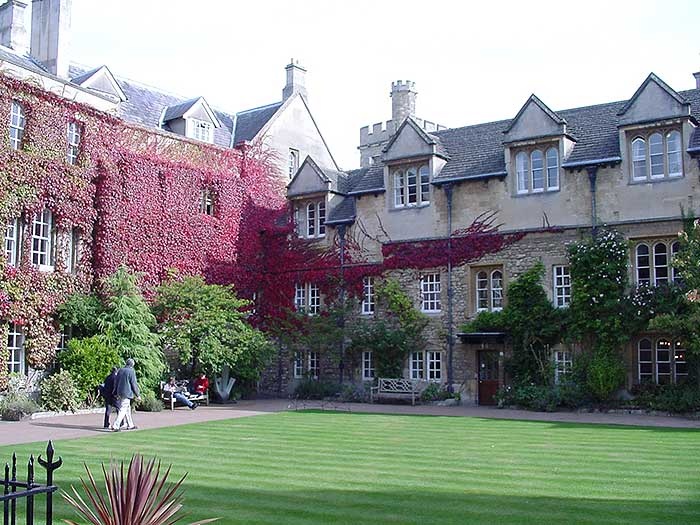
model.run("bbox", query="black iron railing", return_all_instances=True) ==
[0,442,62,525]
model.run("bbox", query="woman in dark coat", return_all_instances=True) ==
[101,367,119,429]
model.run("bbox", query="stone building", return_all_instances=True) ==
[286,73,700,404]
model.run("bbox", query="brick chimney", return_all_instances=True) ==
[283,59,307,102]
[391,80,417,123]
[0,1,29,54]
[30,0,72,78]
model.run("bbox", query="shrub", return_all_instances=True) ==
[496,382,589,412]
[631,383,700,413]
[339,383,370,403]
[40,370,81,412]
[586,350,626,401]
[134,390,163,412]
[294,379,340,400]
[58,336,121,405]
[0,393,39,421]
[420,383,452,402]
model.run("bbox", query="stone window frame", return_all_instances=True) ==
[514,144,559,195]
[66,121,82,165]
[7,323,24,375]
[391,163,430,209]
[553,265,571,308]
[637,337,687,384]
[628,127,683,182]
[361,276,375,315]
[4,217,20,267]
[633,239,681,286]
[9,100,25,150]
[474,266,504,313]
[420,272,441,313]
[362,350,375,381]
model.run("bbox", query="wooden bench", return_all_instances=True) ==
[370,378,422,406]
[160,381,209,411]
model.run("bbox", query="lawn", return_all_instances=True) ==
[3,411,700,524]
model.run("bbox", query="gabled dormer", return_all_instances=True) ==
[162,97,221,144]
[287,156,336,198]
[503,94,567,144]
[71,65,127,102]
[382,117,446,163]
[617,73,690,126]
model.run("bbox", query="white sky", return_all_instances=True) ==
[66,0,700,170]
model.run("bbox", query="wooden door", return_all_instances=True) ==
[478,351,500,405]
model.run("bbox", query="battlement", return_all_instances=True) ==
[391,80,416,93]
[359,117,447,148]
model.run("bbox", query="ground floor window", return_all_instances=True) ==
[553,349,572,384]
[409,351,442,381]
[7,323,24,374]
[293,352,303,379]
[410,351,424,380]
[427,351,442,381]
[293,351,320,379]
[308,351,319,379]
[362,351,375,380]
[638,338,687,384]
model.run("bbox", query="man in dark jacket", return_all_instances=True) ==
[111,358,140,431]
[101,367,119,429]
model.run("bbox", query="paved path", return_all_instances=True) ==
[0,399,697,447]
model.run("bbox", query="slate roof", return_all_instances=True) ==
[232,102,283,144]
[0,45,49,76]
[325,196,356,225]
[162,98,199,122]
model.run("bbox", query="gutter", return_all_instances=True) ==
[561,156,622,169]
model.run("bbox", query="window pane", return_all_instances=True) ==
[554,265,571,307]
[317,202,325,237]
[531,150,544,191]
[421,273,441,312]
[491,270,503,311]
[361,276,375,314]
[671,241,681,284]
[666,131,682,177]
[306,203,315,237]
[653,243,668,285]
[410,351,424,380]
[419,165,430,204]
[546,148,559,190]
[476,271,488,311]
[649,133,664,178]
[393,171,405,207]
[407,168,417,204]
[632,138,647,180]
[636,244,650,285]
[516,152,528,193]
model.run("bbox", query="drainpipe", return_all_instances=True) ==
[338,224,347,384]
[444,184,455,393]
[586,166,598,235]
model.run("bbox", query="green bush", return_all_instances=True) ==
[134,390,163,412]
[40,370,81,412]
[339,383,370,402]
[631,384,700,413]
[0,393,38,421]
[294,379,341,400]
[496,382,589,412]
[586,350,626,401]
[58,336,121,405]
[420,383,453,402]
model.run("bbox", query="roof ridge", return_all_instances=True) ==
[236,101,283,115]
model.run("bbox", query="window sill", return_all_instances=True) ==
[514,188,559,198]
[629,174,684,185]
[390,203,431,212]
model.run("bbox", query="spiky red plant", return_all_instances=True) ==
[63,454,217,525]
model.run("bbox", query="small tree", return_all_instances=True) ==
[58,336,121,405]
[98,267,165,391]
[153,276,273,388]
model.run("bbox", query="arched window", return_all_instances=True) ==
[638,339,652,383]
[656,339,671,384]
[490,270,503,311]
[306,203,315,237]
[516,152,528,194]
[671,241,681,283]
[393,170,405,207]
[476,271,489,311]
[317,201,326,237]
[674,341,688,382]
[649,133,664,178]
[635,244,650,285]
[530,150,544,191]
[666,131,682,177]
[546,147,559,189]
[632,138,647,180]
[419,165,430,204]
[406,167,418,204]
[288,149,299,179]
[653,242,668,285]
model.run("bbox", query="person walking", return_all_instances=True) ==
[101,367,119,429]
[111,358,140,431]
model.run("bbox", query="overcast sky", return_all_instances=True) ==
[66,0,700,170]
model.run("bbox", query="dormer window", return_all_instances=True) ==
[630,129,682,181]
[305,201,325,238]
[515,147,559,194]
[187,119,212,143]
[392,164,429,208]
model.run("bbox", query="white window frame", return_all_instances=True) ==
[5,218,19,267]
[308,284,321,315]
[294,283,306,312]
[475,267,504,312]
[673,341,688,382]
[515,147,559,194]
[490,270,503,312]
[361,276,375,315]
[653,242,668,285]
[362,350,375,381]
[420,273,441,313]
[553,349,572,385]
[289,148,299,179]
[66,121,81,165]
[546,147,559,190]
[305,201,325,239]
[31,209,53,271]
[200,189,214,215]
[638,338,653,383]
[635,240,681,286]
[9,101,25,150]
[427,351,442,382]
[391,164,429,208]
[410,351,424,380]
[308,351,319,379]
[629,129,684,182]
[671,241,681,284]
[187,119,213,143]
[553,265,571,308]
[293,352,303,379]
[7,323,24,374]
[656,339,672,384]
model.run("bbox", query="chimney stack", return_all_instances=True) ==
[0,1,29,54]
[391,80,417,124]
[694,71,700,90]
[283,59,307,102]
[30,0,72,78]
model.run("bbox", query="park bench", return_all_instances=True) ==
[370,378,422,406]
[160,380,209,411]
